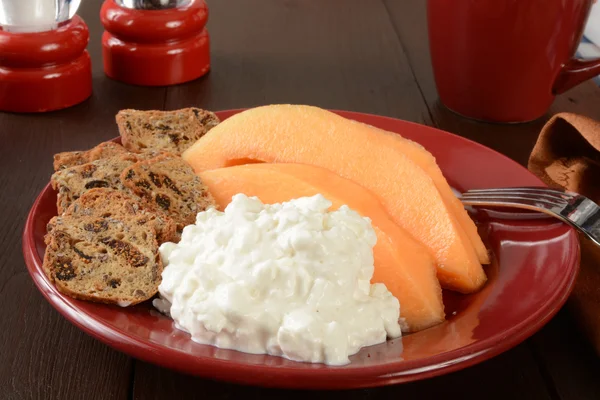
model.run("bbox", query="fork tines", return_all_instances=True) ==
[460,186,600,246]
[461,187,574,206]
[460,187,575,210]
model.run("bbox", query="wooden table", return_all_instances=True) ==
[2,1,600,398]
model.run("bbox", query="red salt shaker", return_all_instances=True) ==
[100,0,211,86]
[0,16,92,113]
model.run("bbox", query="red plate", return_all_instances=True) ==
[22,110,579,389]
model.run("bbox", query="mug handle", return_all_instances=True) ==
[553,58,600,94]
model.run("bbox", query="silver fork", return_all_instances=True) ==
[460,187,600,246]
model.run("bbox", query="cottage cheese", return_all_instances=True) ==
[154,194,402,365]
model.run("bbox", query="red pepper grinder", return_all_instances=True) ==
[0,0,92,113]
[101,0,210,86]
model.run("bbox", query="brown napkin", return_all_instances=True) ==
[529,113,600,352]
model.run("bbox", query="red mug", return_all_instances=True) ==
[428,0,600,123]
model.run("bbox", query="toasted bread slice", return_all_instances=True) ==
[120,153,214,231]
[57,188,178,244]
[51,156,136,214]
[116,108,220,155]
[53,141,131,171]
[43,206,163,306]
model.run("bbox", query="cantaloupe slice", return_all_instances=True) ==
[199,163,445,332]
[367,124,490,265]
[184,104,487,293]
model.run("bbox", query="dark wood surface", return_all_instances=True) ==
[1,0,600,398]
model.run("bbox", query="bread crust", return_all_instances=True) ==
[53,141,130,171]
[51,156,136,214]
[120,153,215,231]
[43,191,164,306]
[60,188,178,244]
[117,108,219,155]
[45,107,220,306]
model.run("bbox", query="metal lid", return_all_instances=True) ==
[0,0,81,33]
[116,0,191,10]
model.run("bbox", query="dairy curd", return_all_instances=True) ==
[154,194,402,365]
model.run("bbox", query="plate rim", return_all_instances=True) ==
[22,109,580,389]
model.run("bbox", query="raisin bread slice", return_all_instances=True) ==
[120,153,214,230]
[116,108,220,155]
[43,207,163,306]
[51,156,136,214]
[57,188,178,244]
[53,141,130,171]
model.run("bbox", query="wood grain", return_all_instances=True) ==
[383,1,600,398]
[1,0,599,398]
[135,0,557,397]
[166,0,433,123]
[382,0,600,166]
[0,0,165,398]
[529,308,600,400]
[133,343,552,400]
